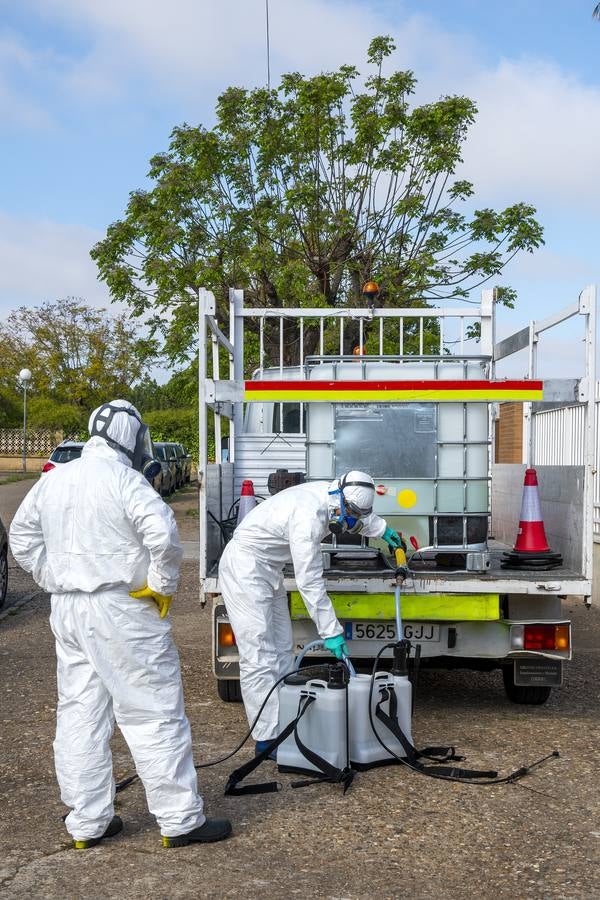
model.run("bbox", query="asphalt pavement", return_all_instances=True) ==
[1,478,600,898]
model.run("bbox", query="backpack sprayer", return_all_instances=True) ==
[221,548,559,797]
[115,547,559,799]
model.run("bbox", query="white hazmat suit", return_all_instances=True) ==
[9,401,205,841]
[218,477,387,740]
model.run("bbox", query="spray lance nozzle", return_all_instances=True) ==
[394,547,409,584]
[391,638,412,677]
[328,662,350,688]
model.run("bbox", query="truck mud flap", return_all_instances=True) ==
[513,658,563,687]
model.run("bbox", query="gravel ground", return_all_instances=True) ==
[1,480,600,899]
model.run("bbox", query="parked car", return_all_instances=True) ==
[43,439,164,497]
[157,442,183,489]
[166,443,184,489]
[173,444,193,484]
[0,514,7,610]
[154,443,177,496]
[42,441,84,473]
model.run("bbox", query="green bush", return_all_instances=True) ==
[27,397,88,436]
[144,407,213,462]
[0,390,20,427]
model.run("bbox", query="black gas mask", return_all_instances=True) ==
[90,403,161,483]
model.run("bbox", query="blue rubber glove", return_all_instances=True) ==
[383,526,402,550]
[324,634,349,660]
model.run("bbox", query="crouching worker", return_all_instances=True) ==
[218,470,402,757]
[9,400,231,849]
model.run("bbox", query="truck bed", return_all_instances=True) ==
[205,540,590,598]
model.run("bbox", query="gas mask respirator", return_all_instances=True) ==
[328,474,374,537]
[90,403,162,483]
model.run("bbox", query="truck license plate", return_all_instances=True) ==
[345,622,441,642]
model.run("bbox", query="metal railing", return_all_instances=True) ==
[198,288,494,590]
[493,285,597,574]
[533,382,600,541]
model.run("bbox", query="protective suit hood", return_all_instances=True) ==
[88,399,160,481]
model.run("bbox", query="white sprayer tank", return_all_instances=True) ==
[277,672,348,773]
[348,672,413,768]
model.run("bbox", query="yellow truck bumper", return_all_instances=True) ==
[290,592,500,622]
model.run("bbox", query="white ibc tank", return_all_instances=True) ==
[348,673,413,768]
[277,670,348,774]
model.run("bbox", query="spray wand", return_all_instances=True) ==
[394,547,409,641]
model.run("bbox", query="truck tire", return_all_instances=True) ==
[502,667,552,705]
[217,679,243,703]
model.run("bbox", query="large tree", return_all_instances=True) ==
[0,298,157,425]
[92,36,543,364]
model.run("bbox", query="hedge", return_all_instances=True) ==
[144,407,216,463]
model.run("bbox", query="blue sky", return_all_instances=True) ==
[0,0,598,378]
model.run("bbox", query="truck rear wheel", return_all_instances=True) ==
[502,667,552,705]
[217,679,243,703]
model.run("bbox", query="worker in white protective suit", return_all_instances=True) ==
[218,470,403,755]
[9,400,231,849]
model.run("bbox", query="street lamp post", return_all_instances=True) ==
[19,368,32,473]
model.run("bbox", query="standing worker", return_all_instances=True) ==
[9,400,231,849]
[218,470,402,755]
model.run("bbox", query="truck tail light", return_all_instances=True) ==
[554,625,570,651]
[218,623,236,647]
[511,624,570,652]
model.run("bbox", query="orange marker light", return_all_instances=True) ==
[218,623,236,647]
[554,625,570,651]
[362,280,379,295]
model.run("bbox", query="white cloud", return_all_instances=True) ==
[462,58,600,210]
[506,243,595,282]
[0,33,55,128]
[29,0,382,84]
[0,213,107,315]
[13,0,600,216]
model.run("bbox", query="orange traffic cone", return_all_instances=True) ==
[501,468,562,570]
[236,479,257,525]
[513,468,550,553]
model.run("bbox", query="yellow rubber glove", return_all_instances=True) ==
[129,585,173,619]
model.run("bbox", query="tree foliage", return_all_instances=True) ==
[92,36,543,364]
[0,298,157,428]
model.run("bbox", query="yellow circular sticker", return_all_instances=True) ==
[397,489,417,509]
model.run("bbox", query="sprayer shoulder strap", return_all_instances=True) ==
[375,687,497,780]
[224,697,315,797]
[291,704,355,794]
[375,687,421,764]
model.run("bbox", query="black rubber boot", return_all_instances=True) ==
[73,815,123,850]
[162,818,232,847]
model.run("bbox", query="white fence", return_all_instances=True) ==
[533,381,600,541]
[0,428,61,458]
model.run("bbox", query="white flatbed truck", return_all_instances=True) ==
[198,285,596,705]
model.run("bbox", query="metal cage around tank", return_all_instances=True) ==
[197,287,597,598]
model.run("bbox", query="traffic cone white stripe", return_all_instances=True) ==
[518,485,542,522]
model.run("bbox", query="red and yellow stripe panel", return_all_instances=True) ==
[244,379,543,403]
